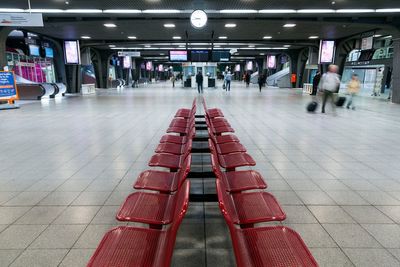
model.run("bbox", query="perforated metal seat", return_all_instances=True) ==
[117,180,190,224]
[156,139,193,155]
[88,181,190,267]
[175,99,196,118]
[210,153,266,193]
[232,226,319,267]
[215,134,240,144]
[149,151,190,171]
[208,130,246,155]
[216,180,285,225]
[135,156,191,193]
[159,127,195,145]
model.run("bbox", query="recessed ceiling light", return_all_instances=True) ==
[283,23,296,28]
[65,9,102,13]
[284,45,291,47]
[373,34,382,38]
[128,36,137,39]
[383,35,393,39]
[179,45,185,48]
[164,23,176,28]
[263,36,272,39]
[376,8,400,13]
[160,53,165,55]
[109,45,116,47]
[173,36,182,40]
[297,9,335,13]
[103,9,141,13]
[214,45,221,48]
[220,9,257,14]
[104,23,117,28]
[26,9,64,13]
[143,9,181,13]
[81,36,91,39]
[0,8,25,12]
[144,45,151,48]
[309,36,319,39]
[219,36,228,39]
[248,45,255,48]
[260,53,265,55]
[225,23,237,28]
[336,9,375,13]
[259,9,296,14]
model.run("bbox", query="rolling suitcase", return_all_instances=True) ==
[307,101,318,112]
[336,96,346,107]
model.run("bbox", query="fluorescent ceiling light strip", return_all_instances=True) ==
[25,9,64,13]
[0,8,25,12]
[297,9,335,13]
[259,9,296,13]
[336,9,375,13]
[143,9,181,13]
[65,9,103,13]
[103,9,141,13]
[376,8,400,12]
[220,9,257,14]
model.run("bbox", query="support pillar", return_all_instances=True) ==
[392,38,400,104]
[0,27,14,69]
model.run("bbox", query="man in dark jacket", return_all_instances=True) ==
[311,71,321,95]
[196,71,203,93]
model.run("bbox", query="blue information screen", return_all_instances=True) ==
[0,71,17,99]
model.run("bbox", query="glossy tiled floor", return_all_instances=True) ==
[1,81,400,267]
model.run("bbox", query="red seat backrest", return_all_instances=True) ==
[215,179,239,225]
[155,180,190,267]
[176,155,192,187]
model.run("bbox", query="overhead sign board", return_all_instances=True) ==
[0,71,19,102]
[361,36,374,51]
[0,13,43,27]
[118,51,141,57]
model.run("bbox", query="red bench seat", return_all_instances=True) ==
[135,156,191,193]
[117,180,190,225]
[88,181,190,267]
[216,180,285,225]
[231,226,319,267]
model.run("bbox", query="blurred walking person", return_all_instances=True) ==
[171,74,176,88]
[245,72,251,88]
[346,74,360,110]
[258,73,264,92]
[311,71,321,95]
[225,71,232,91]
[196,71,203,94]
[319,65,340,114]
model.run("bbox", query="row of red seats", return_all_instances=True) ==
[87,99,197,267]
[203,97,319,267]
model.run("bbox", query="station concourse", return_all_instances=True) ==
[1,1,400,267]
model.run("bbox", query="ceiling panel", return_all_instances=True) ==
[25,19,389,42]
[2,0,400,10]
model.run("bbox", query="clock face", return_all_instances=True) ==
[190,10,207,29]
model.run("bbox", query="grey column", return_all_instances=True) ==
[392,38,400,104]
[0,27,14,69]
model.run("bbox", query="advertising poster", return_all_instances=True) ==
[246,61,253,71]
[123,56,131,69]
[81,65,96,85]
[319,40,335,64]
[267,55,277,69]
[0,71,18,101]
[146,61,153,71]
[64,40,81,64]
[235,64,241,72]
